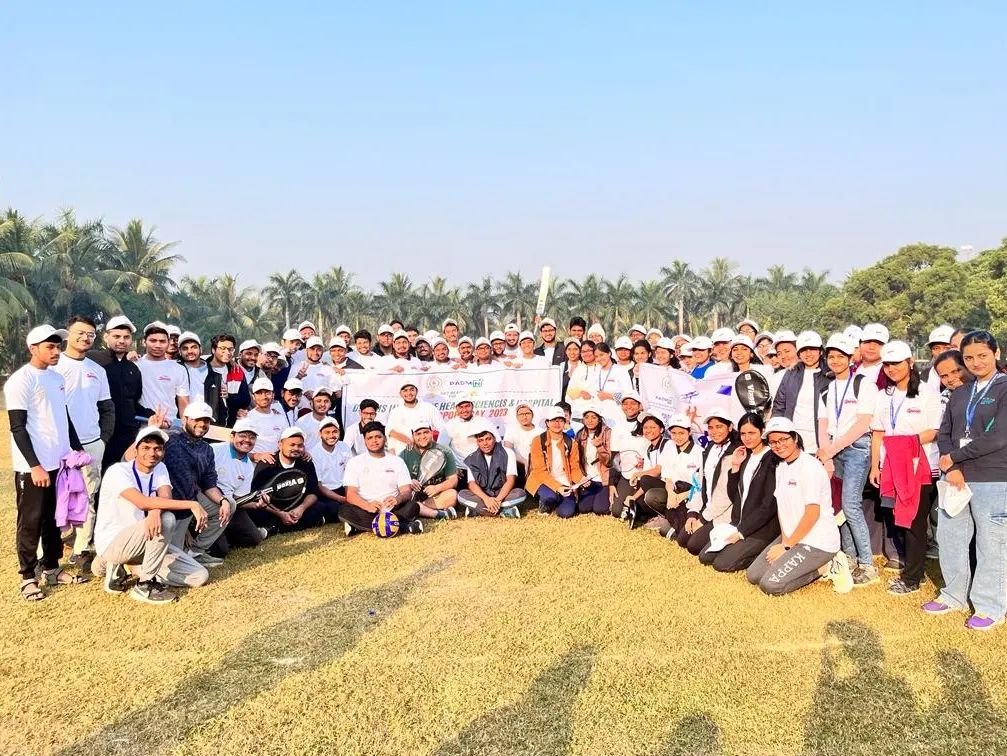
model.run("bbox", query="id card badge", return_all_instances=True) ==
[960,438,972,448]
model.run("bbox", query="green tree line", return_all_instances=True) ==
[2,207,1005,372]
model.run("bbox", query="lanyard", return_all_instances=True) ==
[889,394,907,431]
[132,463,155,496]
[598,365,614,391]
[965,375,999,437]
[833,377,853,427]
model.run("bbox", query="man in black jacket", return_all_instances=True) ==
[771,330,830,452]
[89,315,146,470]
[533,317,566,366]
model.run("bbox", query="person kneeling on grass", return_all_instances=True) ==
[400,421,460,520]
[247,427,339,534]
[459,422,527,518]
[746,418,852,595]
[91,426,210,605]
[340,421,423,536]
[526,406,582,517]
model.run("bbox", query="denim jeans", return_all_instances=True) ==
[937,481,1007,620]
[833,436,873,567]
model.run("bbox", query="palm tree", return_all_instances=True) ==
[373,273,416,323]
[561,274,604,325]
[698,257,741,330]
[602,274,636,336]
[660,260,700,335]
[0,209,38,330]
[107,219,184,318]
[214,274,259,336]
[759,264,797,294]
[495,272,537,329]
[464,276,495,336]
[798,268,830,295]
[632,279,669,333]
[263,269,307,329]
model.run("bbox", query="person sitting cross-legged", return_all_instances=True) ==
[526,406,581,517]
[458,422,527,518]
[400,422,460,520]
[91,426,210,605]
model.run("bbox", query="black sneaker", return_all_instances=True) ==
[887,578,920,596]
[406,519,424,535]
[344,522,363,538]
[69,551,94,573]
[129,579,176,605]
[626,503,639,530]
[104,564,129,594]
[537,501,550,516]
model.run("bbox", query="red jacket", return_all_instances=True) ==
[880,435,932,528]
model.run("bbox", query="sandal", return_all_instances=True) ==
[20,580,45,602]
[42,567,90,586]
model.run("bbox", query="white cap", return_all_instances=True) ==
[881,340,913,363]
[250,377,274,393]
[459,336,474,346]
[679,344,694,357]
[764,417,797,437]
[297,320,316,332]
[282,378,303,391]
[690,336,714,350]
[231,418,259,435]
[736,318,760,332]
[328,336,347,349]
[442,318,459,330]
[489,330,505,342]
[261,342,283,355]
[754,332,775,346]
[581,402,605,418]
[25,324,68,346]
[667,413,692,430]
[563,336,581,347]
[773,330,797,345]
[410,420,433,433]
[587,323,606,338]
[544,406,566,421]
[614,336,634,350]
[400,379,418,390]
[182,401,214,420]
[842,325,864,343]
[655,337,676,351]
[825,334,855,356]
[311,386,333,396]
[318,416,341,432]
[629,323,647,335]
[504,322,519,334]
[143,320,169,336]
[474,337,491,348]
[133,426,168,447]
[178,330,201,346]
[467,419,497,438]
[280,426,305,440]
[647,328,663,338]
[621,390,643,404]
[305,336,324,349]
[238,339,260,353]
[711,327,735,344]
[927,325,955,346]
[796,330,823,351]
[166,324,181,337]
[861,323,890,344]
[105,315,136,333]
[282,328,303,342]
[377,324,394,336]
[416,334,432,345]
[731,335,755,350]
[431,337,448,348]
[454,396,474,406]
[703,410,733,425]
[335,324,352,335]
[424,329,440,340]
[519,330,535,343]
[539,318,557,329]
[392,330,409,341]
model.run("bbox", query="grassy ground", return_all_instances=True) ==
[2,425,1006,756]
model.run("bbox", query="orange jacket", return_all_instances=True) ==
[526,431,582,494]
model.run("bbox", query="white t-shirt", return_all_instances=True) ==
[870,383,943,470]
[343,422,367,455]
[659,443,703,487]
[343,452,411,502]
[245,407,286,453]
[53,354,111,443]
[480,446,519,478]
[549,441,571,486]
[182,362,208,400]
[774,452,840,553]
[4,364,71,473]
[310,440,353,489]
[503,423,541,466]
[856,363,882,384]
[137,356,189,420]
[299,362,337,396]
[445,417,479,468]
[94,461,171,554]
[819,374,878,440]
[385,401,444,454]
[792,369,819,453]
[740,447,771,507]
[212,443,255,499]
[611,418,649,481]
[295,414,326,448]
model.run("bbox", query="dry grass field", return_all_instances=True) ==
[1,417,1006,756]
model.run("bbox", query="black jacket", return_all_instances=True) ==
[534,343,566,366]
[700,439,740,508]
[771,364,831,445]
[727,450,781,538]
[89,348,145,433]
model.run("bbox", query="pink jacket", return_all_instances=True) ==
[56,450,93,529]
[880,435,932,528]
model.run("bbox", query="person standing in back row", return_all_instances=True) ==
[89,315,144,470]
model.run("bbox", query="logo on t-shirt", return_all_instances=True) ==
[787,480,798,487]
[906,407,921,414]
[157,375,172,382]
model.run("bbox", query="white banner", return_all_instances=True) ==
[638,364,739,425]
[341,366,562,435]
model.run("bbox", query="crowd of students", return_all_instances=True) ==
[6,313,1006,631]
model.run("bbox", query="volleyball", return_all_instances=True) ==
[371,510,400,538]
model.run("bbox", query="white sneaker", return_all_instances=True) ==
[827,552,854,594]
[257,527,269,541]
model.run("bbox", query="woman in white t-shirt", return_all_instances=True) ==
[503,403,541,481]
[747,417,846,595]
[655,414,703,539]
[573,407,613,515]
[868,341,942,597]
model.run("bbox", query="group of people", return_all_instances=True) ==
[7,312,1006,632]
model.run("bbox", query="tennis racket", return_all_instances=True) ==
[618,449,644,478]
[234,468,308,511]
[735,370,772,416]
[414,447,447,501]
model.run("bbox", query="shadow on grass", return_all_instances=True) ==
[654,712,722,755]
[433,645,595,756]
[804,620,1007,756]
[60,558,452,756]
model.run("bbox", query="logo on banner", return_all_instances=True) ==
[425,375,444,394]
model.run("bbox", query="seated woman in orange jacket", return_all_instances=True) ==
[526,405,583,517]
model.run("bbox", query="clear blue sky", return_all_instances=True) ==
[4,2,1005,288]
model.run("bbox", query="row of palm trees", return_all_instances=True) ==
[0,207,835,370]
